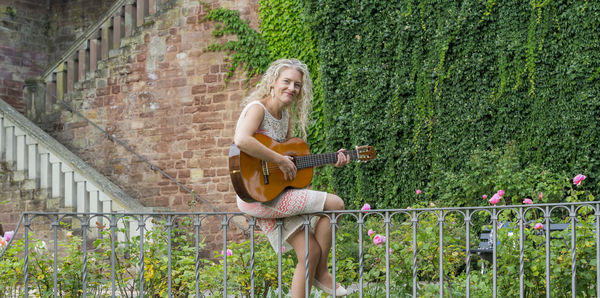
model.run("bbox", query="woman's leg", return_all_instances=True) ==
[314,193,345,286]
[287,226,322,297]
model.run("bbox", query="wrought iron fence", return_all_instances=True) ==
[1,201,599,297]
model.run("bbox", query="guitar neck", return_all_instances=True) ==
[296,150,359,169]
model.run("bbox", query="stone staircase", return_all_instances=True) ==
[0,97,155,237]
[27,0,171,121]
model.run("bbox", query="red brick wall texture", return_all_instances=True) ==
[51,0,261,215]
[2,0,262,245]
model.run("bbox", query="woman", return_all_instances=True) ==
[234,58,349,296]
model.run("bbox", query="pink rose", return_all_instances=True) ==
[3,231,14,242]
[573,174,586,186]
[373,234,386,247]
[361,203,371,211]
[538,192,543,200]
[416,189,422,195]
[368,229,375,236]
[488,193,501,205]
[482,194,487,200]
[221,249,233,256]
[523,198,533,204]
[497,190,505,197]
[534,223,543,230]
[282,246,286,252]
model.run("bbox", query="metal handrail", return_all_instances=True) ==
[1,202,599,297]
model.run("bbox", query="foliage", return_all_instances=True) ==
[202,1,600,208]
[1,197,599,296]
[258,0,330,190]
[203,0,332,190]
[0,217,299,297]
[432,141,571,207]
[485,217,598,297]
[203,5,271,83]
[306,0,600,209]
[335,203,467,296]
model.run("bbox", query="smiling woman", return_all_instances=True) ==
[233,58,349,296]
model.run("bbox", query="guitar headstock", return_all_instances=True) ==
[355,145,376,162]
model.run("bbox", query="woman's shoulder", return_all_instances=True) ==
[240,101,266,119]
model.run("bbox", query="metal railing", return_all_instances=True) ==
[1,201,599,297]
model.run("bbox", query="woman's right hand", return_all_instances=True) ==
[277,155,297,181]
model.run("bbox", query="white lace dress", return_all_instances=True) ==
[235,101,327,253]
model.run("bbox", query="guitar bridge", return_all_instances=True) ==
[261,160,270,185]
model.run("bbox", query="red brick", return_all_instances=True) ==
[204,74,217,83]
[7,88,22,97]
[217,183,229,192]
[186,16,197,24]
[96,87,109,96]
[178,169,190,178]
[191,84,206,94]
[207,85,223,93]
[172,77,187,87]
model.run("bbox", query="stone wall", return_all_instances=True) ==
[0,162,59,234]
[0,0,49,112]
[44,0,260,244]
[0,0,259,246]
[47,0,114,62]
[0,0,113,111]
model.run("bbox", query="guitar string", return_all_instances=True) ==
[262,151,360,171]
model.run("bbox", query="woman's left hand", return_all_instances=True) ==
[334,148,350,168]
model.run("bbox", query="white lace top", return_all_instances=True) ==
[237,101,289,142]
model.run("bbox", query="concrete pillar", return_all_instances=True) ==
[26,138,39,184]
[39,147,51,189]
[24,77,46,122]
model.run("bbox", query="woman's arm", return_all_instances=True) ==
[234,104,297,180]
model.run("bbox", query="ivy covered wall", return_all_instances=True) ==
[305,0,600,208]
[210,0,599,209]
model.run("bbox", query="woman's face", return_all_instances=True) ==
[272,68,302,105]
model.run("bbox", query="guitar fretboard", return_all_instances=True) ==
[295,150,359,170]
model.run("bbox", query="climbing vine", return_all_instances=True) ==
[308,0,600,208]
[204,0,600,208]
[203,5,271,82]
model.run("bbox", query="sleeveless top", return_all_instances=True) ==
[236,101,289,142]
[235,100,326,254]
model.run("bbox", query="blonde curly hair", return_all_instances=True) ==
[241,58,313,140]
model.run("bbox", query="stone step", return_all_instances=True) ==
[1,98,156,240]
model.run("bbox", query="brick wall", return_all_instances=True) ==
[0,0,260,247]
[0,0,49,112]
[47,0,114,62]
[0,0,113,111]
[43,0,261,244]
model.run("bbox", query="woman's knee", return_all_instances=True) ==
[324,194,345,211]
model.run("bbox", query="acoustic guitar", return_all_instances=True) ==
[229,133,376,203]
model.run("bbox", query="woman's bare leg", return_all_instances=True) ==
[314,193,345,286]
[287,226,322,297]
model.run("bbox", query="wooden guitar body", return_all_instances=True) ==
[229,133,313,203]
[229,133,376,203]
